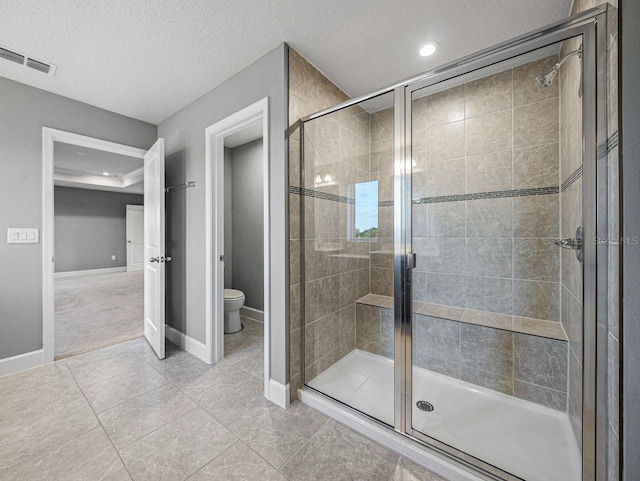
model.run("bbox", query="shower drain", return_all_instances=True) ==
[416,400,434,412]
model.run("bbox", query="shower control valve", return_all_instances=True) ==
[554,227,584,262]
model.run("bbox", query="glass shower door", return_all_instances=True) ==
[406,36,588,481]
[301,91,398,427]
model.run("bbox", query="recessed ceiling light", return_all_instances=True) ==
[102,172,110,176]
[419,43,437,57]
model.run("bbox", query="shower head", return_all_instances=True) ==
[535,44,583,87]
[535,67,559,88]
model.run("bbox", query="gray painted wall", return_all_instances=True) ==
[54,187,143,273]
[621,0,639,478]
[224,148,233,288]
[230,139,264,310]
[158,44,288,385]
[0,77,156,360]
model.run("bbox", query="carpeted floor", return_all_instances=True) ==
[54,270,144,359]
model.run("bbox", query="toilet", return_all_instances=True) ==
[223,288,245,334]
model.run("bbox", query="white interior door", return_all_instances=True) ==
[126,205,145,271]
[144,138,166,359]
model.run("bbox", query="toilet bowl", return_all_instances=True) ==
[223,288,245,334]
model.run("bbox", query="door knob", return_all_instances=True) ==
[150,256,160,263]
[165,256,172,262]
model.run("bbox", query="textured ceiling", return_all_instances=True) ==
[0,0,572,124]
[54,143,143,177]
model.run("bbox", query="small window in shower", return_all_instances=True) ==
[350,180,378,240]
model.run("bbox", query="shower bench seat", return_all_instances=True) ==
[355,293,567,341]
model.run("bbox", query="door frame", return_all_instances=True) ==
[400,16,606,481]
[204,98,272,401]
[126,204,145,272]
[42,128,147,363]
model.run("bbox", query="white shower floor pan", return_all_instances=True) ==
[308,350,581,481]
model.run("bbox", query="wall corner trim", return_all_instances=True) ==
[165,324,210,364]
[267,378,290,408]
[0,349,45,378]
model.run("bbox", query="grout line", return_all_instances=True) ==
[79,373,170,415]
[186,439,241,479]
[277,418,331,474]
[385,458,403,481]
[64,362,137,480]
[67,357,148,391]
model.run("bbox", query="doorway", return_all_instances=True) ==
[43,129,168,363]
[205,98,271,400]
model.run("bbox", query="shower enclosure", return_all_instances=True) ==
[296,6,610,481]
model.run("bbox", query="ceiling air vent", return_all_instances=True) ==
[26,58,51,74]
[0,45,56,76]
[0,47,24,65]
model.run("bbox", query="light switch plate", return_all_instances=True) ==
[7,228,39,244]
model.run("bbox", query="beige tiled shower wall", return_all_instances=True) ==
[361,67,573,413]
[288,48,371,401]
[355,303,569,410]
[289,50,574,409]
[370,57,563,324]
[357,56,575,412]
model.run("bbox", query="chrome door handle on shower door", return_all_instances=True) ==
[407,252,417,269]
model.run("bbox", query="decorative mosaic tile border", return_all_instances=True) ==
[599,130,618,156]
[291,185,561,206]
[561,165,583,192]
[378,186,558,207]
[413,186,560,204]
[289,185,354,204]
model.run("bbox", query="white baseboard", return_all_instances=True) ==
[165,324,210,364]
[0,349,45,378]
[299,389,489,481]
[126,265,144,272]
[54,267,127,278]
[267,378,290,409]
[240,306,264,322]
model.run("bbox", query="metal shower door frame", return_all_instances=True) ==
[298,5,610,481]
[395,8,608,481]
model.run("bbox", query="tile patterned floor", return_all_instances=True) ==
[0,317,447,481]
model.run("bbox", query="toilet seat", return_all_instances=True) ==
[224,288,245,301]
